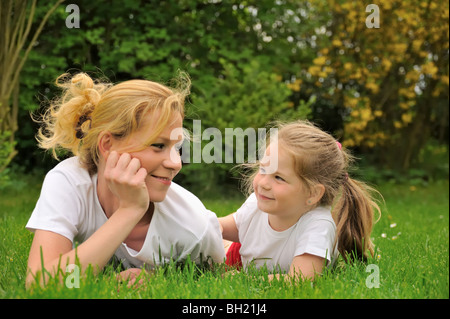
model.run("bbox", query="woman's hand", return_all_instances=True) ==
[117,268,147,288]
[104,151,149,216]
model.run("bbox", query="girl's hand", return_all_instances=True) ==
[104,151,149,216]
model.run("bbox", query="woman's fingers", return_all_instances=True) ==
[104,151,149,212]
[106,152,143,182]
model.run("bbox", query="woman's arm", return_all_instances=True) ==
[26,152,149,288]
[218,214,239,243]
[26,206,146,288]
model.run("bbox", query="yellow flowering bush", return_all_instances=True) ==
[301,0,448,169]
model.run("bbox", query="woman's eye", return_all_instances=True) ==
[175,141,183,151]
[151,143,165,150]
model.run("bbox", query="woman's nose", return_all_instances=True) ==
[164,147,182,171]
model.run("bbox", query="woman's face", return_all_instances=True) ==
[108,112,183,202]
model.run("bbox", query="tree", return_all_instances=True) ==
[0,0,63,183]
[301,0,449,170]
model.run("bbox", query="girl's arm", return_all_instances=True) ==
[218,214,239,243]
[289,253,326,280]
[268,253,326,282]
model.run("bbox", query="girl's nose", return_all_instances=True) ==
[259,174,271,190]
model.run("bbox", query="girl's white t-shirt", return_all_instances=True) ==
[234,193,337,273]
[26,157,225,269]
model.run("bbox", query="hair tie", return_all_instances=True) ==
[75,114,91,139]
[336,141,342,150]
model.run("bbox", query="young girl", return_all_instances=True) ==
[219,120,380,281]
[26,72,224,287]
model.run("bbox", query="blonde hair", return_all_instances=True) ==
[35,72,190,174]
[243,120,381,262]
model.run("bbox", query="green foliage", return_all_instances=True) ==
[180,58,310,194]
[4,0,449,189]
[354,140,449,186]
[0,131,17,189]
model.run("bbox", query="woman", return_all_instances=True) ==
[26,72,224,287]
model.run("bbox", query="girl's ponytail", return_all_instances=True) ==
[333,176,381,261]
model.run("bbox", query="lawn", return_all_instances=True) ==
[0,175,448,299]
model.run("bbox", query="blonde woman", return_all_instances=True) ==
[26,72,224,287]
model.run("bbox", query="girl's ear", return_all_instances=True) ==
[307,184,325,206]
[98,131,113,159]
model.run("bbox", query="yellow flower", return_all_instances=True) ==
[324,66,333,74]
[360,108,372,121]
[412,40,423,51]
[381,59,392,72]
[395,43,407,53]
[401,112,413,124]
[366,82,379,94]
[287,80,301,92]
[399,102,409,110]
[399,88,416,99]
[313,56,327,66]
[308,66,323,77]
[366,141,376,148]
[422,61,438,77]
[332,39,342,47]
[406,70,420,82]
[347,98,359,108]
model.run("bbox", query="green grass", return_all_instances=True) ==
[0,175,448,299]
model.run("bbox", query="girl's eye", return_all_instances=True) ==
[275,175,285,182]
[259,166,266,174]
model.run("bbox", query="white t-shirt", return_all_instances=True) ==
[234,193,337,273]
[26,157,225,269]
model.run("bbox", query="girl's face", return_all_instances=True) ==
[109,112,183,202]
[253,143,311,223]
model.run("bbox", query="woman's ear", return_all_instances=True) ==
[98,131,113,159]
[307,184,325,206]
